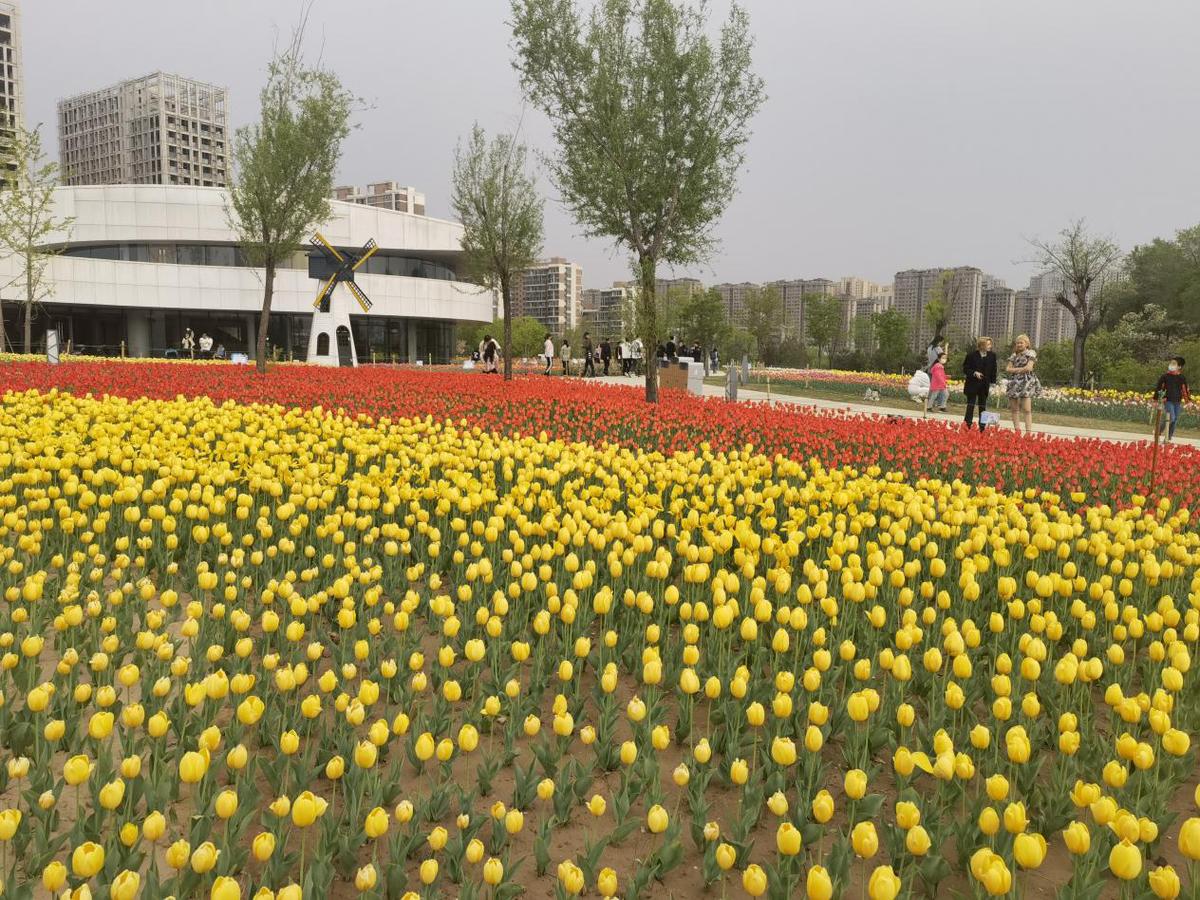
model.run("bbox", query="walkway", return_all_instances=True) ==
[586,373,1199,447]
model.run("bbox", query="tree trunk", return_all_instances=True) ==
[638,254,659,403]
[0,296,6,353]
[256,259,275,374]
[1071,327,1086,388]
[23,257,33,354]
[501,277,513,381]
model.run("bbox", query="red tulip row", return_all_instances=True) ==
[1,361,1193,511]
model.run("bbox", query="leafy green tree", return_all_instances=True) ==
[720,327,756,366]
[805,294,842,367]
[1121,224,1200,333]
[676,287,728,371]
[0,126,74,354]
[1029,220,1124,386]
[506,316,549,359]
[852,313,875,355]
[744,285,783,364]
[229,26,356,372]
[451,125,545,380]
[871,309,912,372]
[510,0,766,402]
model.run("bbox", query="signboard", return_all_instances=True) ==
[46,329,60,365]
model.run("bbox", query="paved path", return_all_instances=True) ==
[585,373,1198,447]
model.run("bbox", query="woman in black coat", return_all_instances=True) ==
[962,336,998,430]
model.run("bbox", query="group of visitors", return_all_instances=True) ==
[912,334,1045,434]
[912,335,1189,440]
[657,334,721,371]
[180,328,225,360]
[541,333,648,377]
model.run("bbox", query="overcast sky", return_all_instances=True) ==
[23,0,1200,291]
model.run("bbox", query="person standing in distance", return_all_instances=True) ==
[543,333,554,376]
[582,332,596,377]
[962,336,997,430]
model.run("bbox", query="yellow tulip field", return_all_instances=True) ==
[1,372,1200,900]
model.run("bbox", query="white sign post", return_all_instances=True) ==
[46,329,60,365]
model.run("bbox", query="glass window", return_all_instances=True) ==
[206,245,236,267]
[176,244,203,266]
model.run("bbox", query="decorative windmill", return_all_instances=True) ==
[309,232,379,313]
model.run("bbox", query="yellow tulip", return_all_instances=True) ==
[867,865,901,900]
[852,821,878,858]
[1149,865,1181,899]
[777,822,802,856]
[1178,817,1200,860]
[1109,838,1142,880]
[647,804,669,834]
[212,876,242,900]
[1063,821,1091,855]
[742,864,768,897]
[806,865,834,900]
[111,870,140,900]
[71,841,105,877]
[1013,832,1047,869]
[716,842,737,870]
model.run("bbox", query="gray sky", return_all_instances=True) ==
[23,0,1200,291]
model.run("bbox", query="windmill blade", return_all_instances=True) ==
[346,280,373,313]
[312,274,338,311]
[350,239,379,272]
[310,232,344,263]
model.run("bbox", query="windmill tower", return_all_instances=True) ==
[306,233,378,366]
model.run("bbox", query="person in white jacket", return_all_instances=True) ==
[543,334,554,376]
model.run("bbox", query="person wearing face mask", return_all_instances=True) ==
[1154,356,1190,442]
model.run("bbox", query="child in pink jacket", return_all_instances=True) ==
[927,351,949,412]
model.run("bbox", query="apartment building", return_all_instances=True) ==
[0,1,22,173]
[893,267,983,350]
[713,282,757,328]
[332,182,426,216]
[581,284,629,340]
[58,72,228,186]
[981,286,1016,342]
[513,257,583,333]
[768,278,838,342]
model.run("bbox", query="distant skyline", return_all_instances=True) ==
[21,0,1200,291]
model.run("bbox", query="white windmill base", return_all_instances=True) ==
[306,295,358,367]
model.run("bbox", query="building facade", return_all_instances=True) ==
[981,286,1016,342]
[581,284,629,340]
[0,1,22,173]
[333,182,426,216]
[893,266,983,350]
[513,257,583,333]
[0,185,491,363]
[713,282,757,328]
[58,72,229,187]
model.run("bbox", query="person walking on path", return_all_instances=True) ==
[600,338,612,376]
[543,334,555,375]
[560,339,571,375]
[1005,334,1041,434]
[962,336,998,431]
[927,351,949,413]
[481,335,498,374]
[582,332,596,377]
[1154,356,1190,442]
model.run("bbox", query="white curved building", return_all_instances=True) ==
[0,184,493,362]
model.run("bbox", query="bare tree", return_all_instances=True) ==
[1029,220,1123,386]
[228,21,356,372]
[0,126,74,354]
[451,125,544,380]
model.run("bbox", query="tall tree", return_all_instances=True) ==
[924,269,961,348]
[1029,220,1124,387]
[744,285,782,365]
[451,125,545,380]
[1121,224,1200,333]
[871,309,912,373]
[805,293,842,367]
[676,286,728,371]
[0,126,74,354]
[228,25,355,373]
[510,0,766,402]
